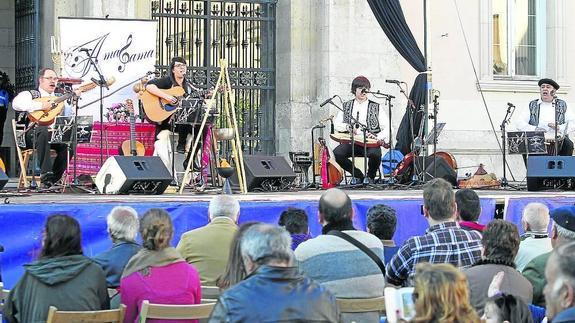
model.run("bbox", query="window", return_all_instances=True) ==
[492,0,541,78]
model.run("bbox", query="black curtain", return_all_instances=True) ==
[367,0,427,155]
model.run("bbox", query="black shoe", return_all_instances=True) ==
[40,172,54,187]
[176,143,186,154]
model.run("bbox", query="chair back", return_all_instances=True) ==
[0,283,8,312]
[337,296,386,313]
[201,286,220,301]
[45,304,126,323]
[138,300,215,321]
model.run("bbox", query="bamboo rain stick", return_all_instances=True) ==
[225,68,247,193]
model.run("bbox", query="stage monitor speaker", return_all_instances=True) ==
[413,156,458,187]
[0,169,7,189]
[95,156,172,195]
[230,155,296,192]
[527,156,575,191]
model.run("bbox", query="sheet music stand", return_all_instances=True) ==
[50,116,94,144]
[506,131,547,155]
[423,122,446,146]
[174,97,204,125]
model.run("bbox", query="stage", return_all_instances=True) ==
[1,186,575,290]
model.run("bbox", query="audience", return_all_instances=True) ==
[366,203,399,263]
[483,293,533,323]
[295,188,384,323]
[386,178,482,286]
[515,203,552,272]
[411,263,480,323]
[216,222,258,290]
[4,214,109,323]
[277,207,311,250]
[93,206,141,288]
[523,205,575,307]
[464,219,532,314]
[121,208,201,323]
[544,241,575,323]
[455,188,485,232]
[208,223,339,322]
[176,195,239,286]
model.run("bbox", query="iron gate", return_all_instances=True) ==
[151,0,277,155]
[15,0,40,92]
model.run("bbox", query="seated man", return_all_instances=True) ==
[366,203,398,263]
[278,207,311,250]
[515,202,552,272]
[512,78,575,158]
[455,188,485,232]
[176,195,239,285]
[93,206,141,288]
[12,68,80,187]
[386,178,483,286]
[295,188,384,323]
[208,223,339,322]
[333,76,389,183]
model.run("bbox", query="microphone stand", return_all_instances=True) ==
[310,123,325,189]
[553,95,559,156]
[368,90,396,185]
[83,49,109,166]
[500,103,515,187]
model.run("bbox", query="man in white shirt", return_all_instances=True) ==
[515,202,553,272]
[12,68,78,187]
[333,76,389,183]
[513,78,575,157]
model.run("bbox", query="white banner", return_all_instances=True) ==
[59,17,157,121]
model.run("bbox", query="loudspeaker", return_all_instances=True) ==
[527,156,575,191]
[230,155,296,191]
[414,156,458,186]
[0,169,8,189]
[95,156,172,194]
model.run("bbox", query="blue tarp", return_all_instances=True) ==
[0,198,496,289]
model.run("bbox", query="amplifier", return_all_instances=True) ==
[527,156,575,191]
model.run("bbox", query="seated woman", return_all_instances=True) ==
[121,208,201,323]
[216,222,258,290]
[410,263,480,323]
[4,214,109,323]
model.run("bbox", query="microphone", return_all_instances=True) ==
[361,88,368,94]
[507,102,515,108]
[79,48,92,52]
[319,95,337,107]
[386,79,401,84]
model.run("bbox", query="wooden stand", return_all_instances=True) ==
[179,59,247,194]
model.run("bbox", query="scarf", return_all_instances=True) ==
[121,247,184,278]
[321,219,355,235]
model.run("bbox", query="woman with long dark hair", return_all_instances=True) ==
[4,214,109,323]
[120,208,201,323]
[216,222,259,290]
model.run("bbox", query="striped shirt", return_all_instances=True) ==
[386,221,482,286]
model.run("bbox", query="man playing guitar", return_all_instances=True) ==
[333,76,389,183]
[513,78,575,158]
[12,68,81,188]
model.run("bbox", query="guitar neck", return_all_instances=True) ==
[129,112,137,155]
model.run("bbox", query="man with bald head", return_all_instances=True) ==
[515,203,552,272]
[295,188,384,323]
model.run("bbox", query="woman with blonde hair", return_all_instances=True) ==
[120,208,201,323]
[411,263,480,323]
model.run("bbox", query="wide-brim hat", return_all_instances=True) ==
[538,78,560,90]
[551,206,575,232]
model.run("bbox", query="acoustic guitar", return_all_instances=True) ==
[141,86,213,123]
[120,99,145,156]
[28,78,115,126]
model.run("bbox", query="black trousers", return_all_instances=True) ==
[0,106,6,146]
[25,126,68,182]
[333,143,381,179]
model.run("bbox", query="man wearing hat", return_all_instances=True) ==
[513,78,575,156]
[522,205,575,307]
[332,76,390,184]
